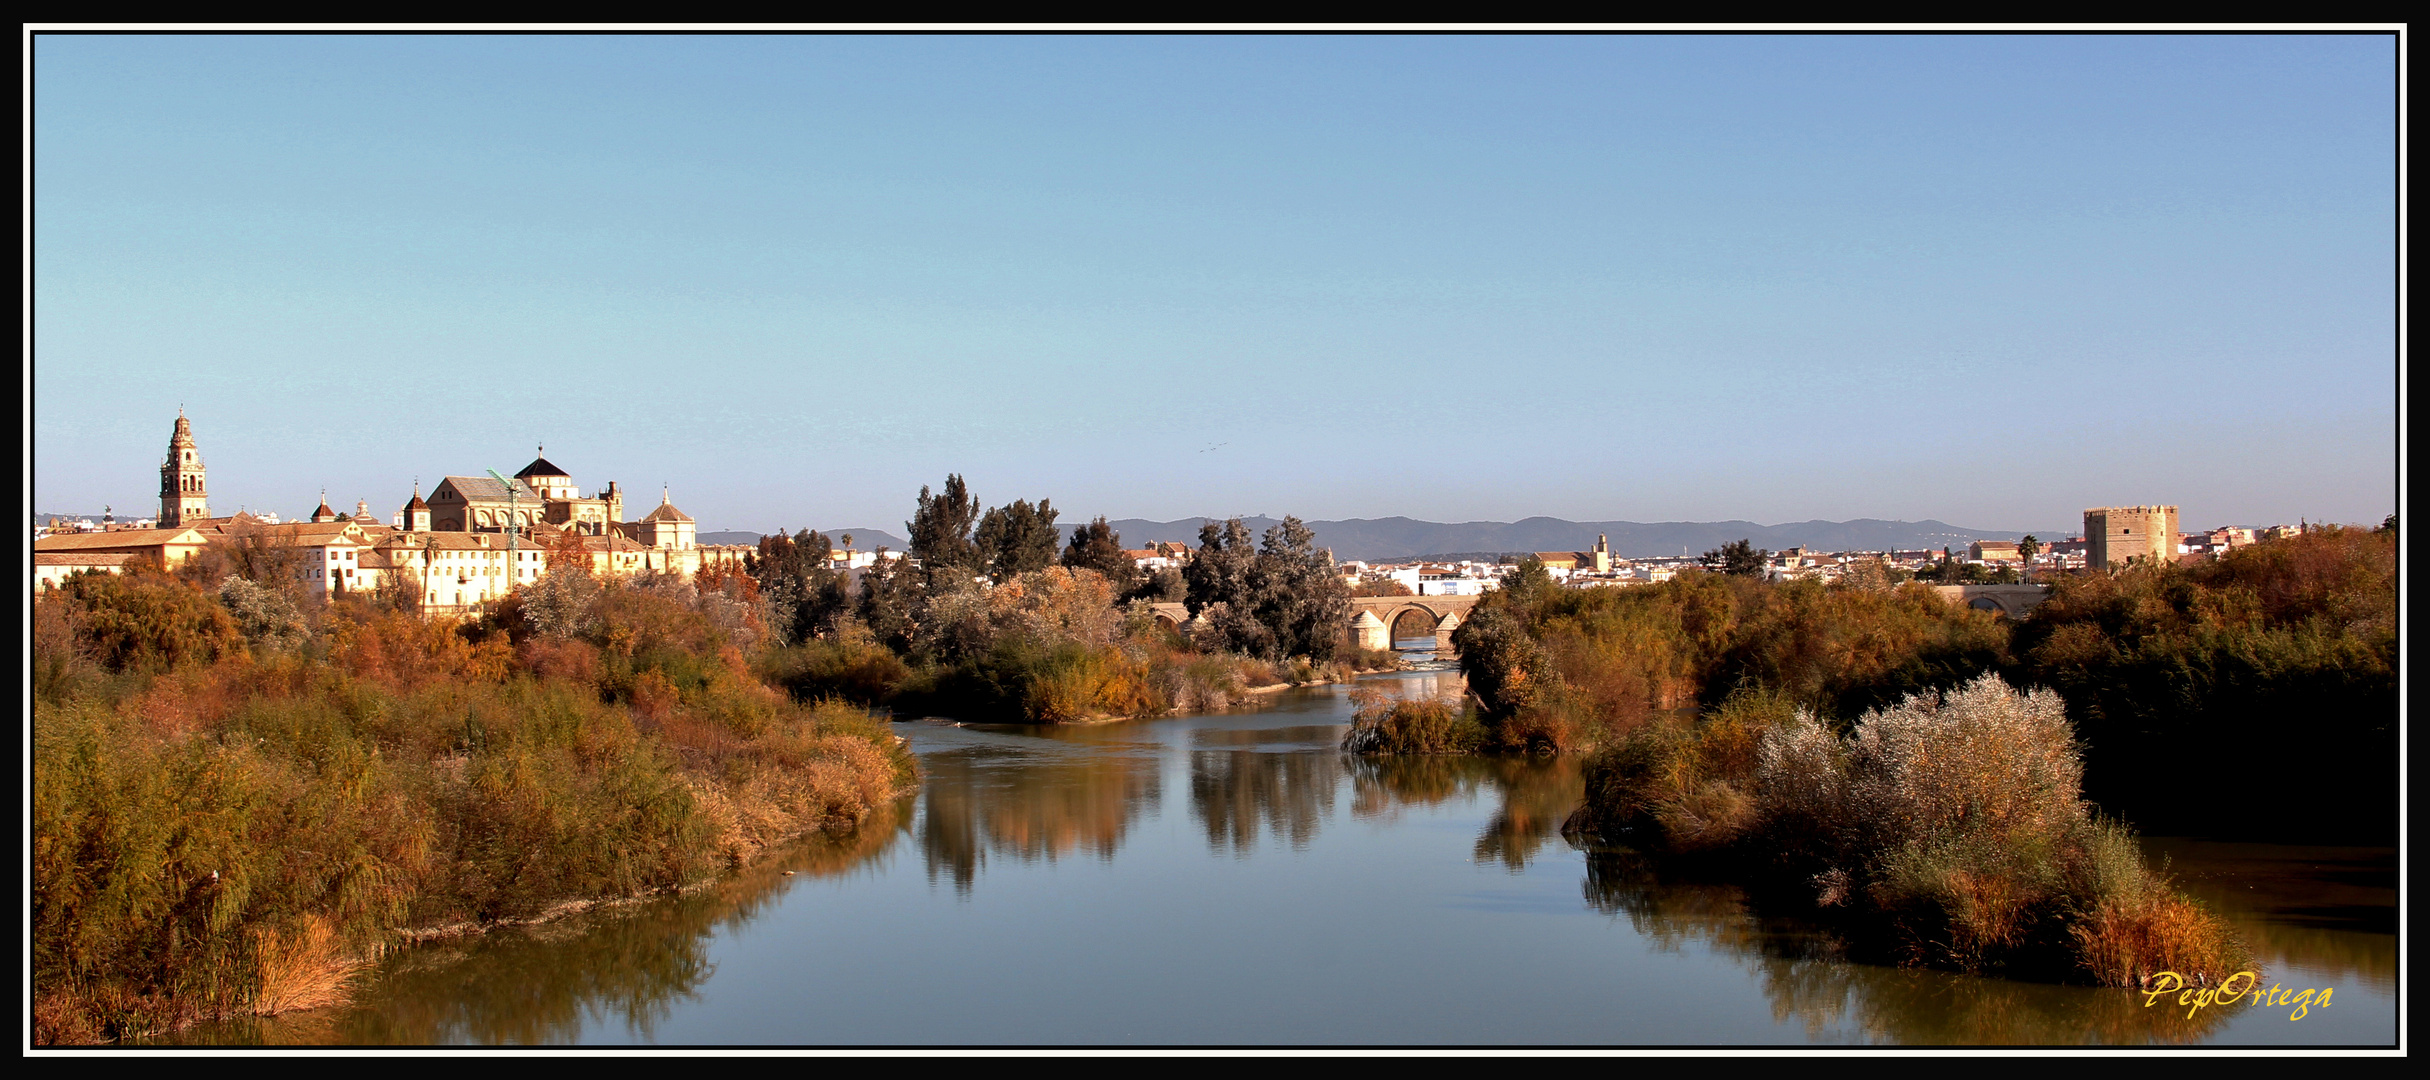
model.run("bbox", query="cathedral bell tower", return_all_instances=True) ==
[159,409,209,527]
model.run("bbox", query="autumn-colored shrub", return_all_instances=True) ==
[1567,676,2245,986]
[1342,687,1487,754]
[33,569,914,1044]
[2012,526,2395,840]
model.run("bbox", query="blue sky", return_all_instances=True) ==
[31,34,2399,534]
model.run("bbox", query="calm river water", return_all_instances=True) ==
[186,668,2396,1047]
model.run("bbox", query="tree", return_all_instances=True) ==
[1134,565,1186,603]
[746,528,845,644]
[907,475,981,579]
[218,576,307,652]
[1060,516,1143,596]
[1249,517,1351,661]
[1702,538,1767,577]
[1183,518,1257,619]
[373,561,425,616]
[1451,600,1550,719]
[219,519,307,592]
[545,525,593,573]
[58,568,245,673]
[1350,577,1413,597]
[522,563,603,639]
[973,498,1061,581]
[1181,516,1348,661]
[856,550,920,653]
[1498,555,1559,611]
[2018,534,2041,583]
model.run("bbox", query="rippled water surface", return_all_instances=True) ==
[185,670,2396,1046]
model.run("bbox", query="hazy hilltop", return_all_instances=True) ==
[151,515,2046,563]
[699,528,908,550]
[1074,516,2063,562]
[702,517,2071,562]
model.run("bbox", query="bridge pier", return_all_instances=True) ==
[1431,609,1461,656]
[1351,610,1391,652]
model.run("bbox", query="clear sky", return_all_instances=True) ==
[30,33,2400,534]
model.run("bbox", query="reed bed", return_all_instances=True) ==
[34,574,915,1044]
[1566,675,2248,986]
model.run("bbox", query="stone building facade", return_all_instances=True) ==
[2084,505,2178,570]
[38,414,749,607]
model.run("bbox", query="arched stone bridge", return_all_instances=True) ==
[1139,594,1482,654]
[1930,584,2049,618]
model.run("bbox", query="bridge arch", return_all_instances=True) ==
[1385,604,1444,643]
[1930,584,2049,619]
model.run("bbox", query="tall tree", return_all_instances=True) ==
[1182,516,1348,661]
[747,528,844,644]
[907,475,981,578]
[1702,538,1768,578]
[856,550,919,653]
[973,498,1061,581]
[1250,516,1351,661]
[1183,518,1257,618]
[1060,516,1143,595]
[2018,534,2041,583]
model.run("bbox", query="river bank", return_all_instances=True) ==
[153,674,2392,1047]
[33,577,919,1046]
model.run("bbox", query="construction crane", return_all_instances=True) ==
[485,468,526,580]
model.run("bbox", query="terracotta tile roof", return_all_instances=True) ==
[35,528,206,551]
[640,501,693,524]
[439,475,541,501]
[36,551,137,566]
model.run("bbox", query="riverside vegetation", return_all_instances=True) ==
[748,475,1390,724]
[35,478,1379,1043]
[33,555,916,1045]
[1344,524,2395,988]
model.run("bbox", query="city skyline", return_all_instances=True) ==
[30,33,2401,533]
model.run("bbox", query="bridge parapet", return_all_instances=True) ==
[1930,584,2049,618]
[1135,596,1479,654]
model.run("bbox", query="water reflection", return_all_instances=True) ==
[1578,846,2239,1045]
[1348,753,1584,871]
[164,800,915,1045]
[1190,749,1339,854]
[2143,839,2397,994]
[175,675,2390,1046]
[918,742,1161,892]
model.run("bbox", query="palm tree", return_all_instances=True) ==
[2018,534,2040,583]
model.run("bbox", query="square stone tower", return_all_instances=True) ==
[2084,505,2178,569]
[159,410,209,527]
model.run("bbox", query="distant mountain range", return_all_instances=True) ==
[698,528,908,551]
[702,517,2066,563]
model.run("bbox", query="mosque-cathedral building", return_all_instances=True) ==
[33,412,748,612]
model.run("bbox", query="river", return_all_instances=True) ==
[174,667,2397,1047]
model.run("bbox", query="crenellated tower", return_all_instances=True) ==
[159,409,209,527]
